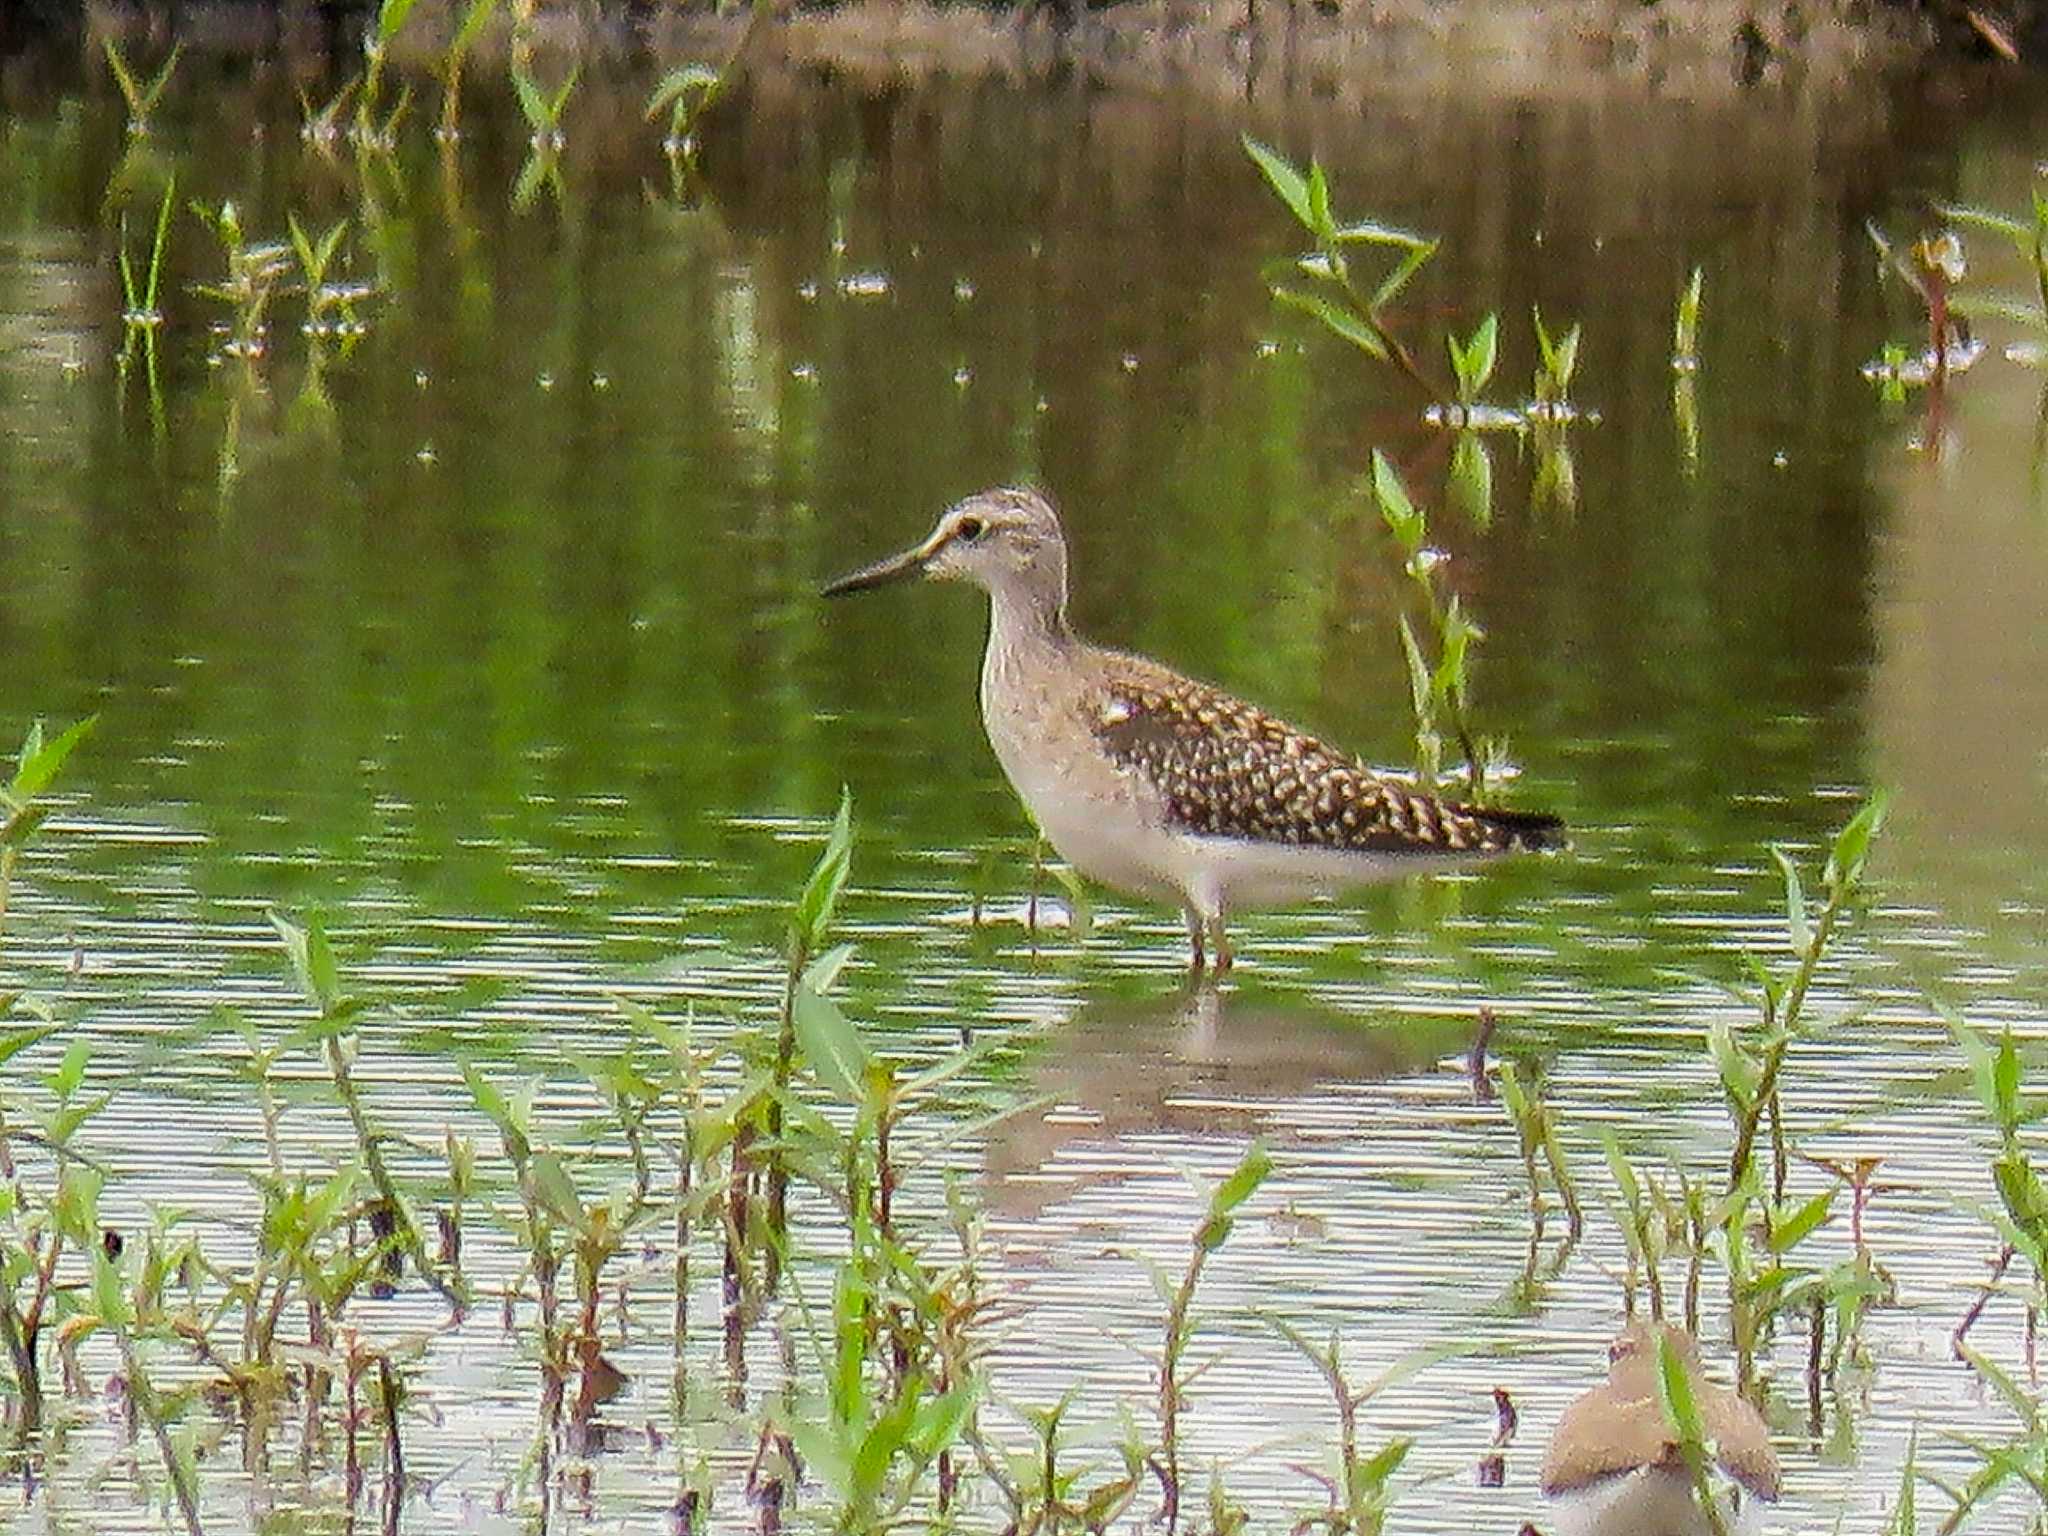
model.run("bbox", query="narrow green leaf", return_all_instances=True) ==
[377,0,421,42]
[1708,1019,1757,1111]
[1241,135,1314,232]
[1371,450,1420,546]
[1675,265,1704,357]
[528,1152,584,1228]
[50,1039,88,1104]
[1333,219,1432,248]
[1353,1436,1412,1489]
[453,0,502,54]
[1305,160,1334,242]
[1770,847,1811,955]
[1824,791,1889,892]
[1767,1187,1835,1253]
[11,715,96,800]
[1396,614,1432,723]
[1270,287,1388,360]
[1995,1028,2024,1128]
[0,1025,58,1072]
[1369,240,1437,311]
[1653,1328,1706,1446]
[1208,1141,1274,1224]
[1467,313,1498,394]
[794,788,855,952]
[93,1247,130,1329]
[792,981,869,1105]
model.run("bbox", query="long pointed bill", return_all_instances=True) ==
[819,529,946,597]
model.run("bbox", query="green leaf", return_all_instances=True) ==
[648,64,722,116]
[1653,1328,1707,1449]
[1369,240,1438,311]
[1448,432,1492,530]
[794,789,855,952]
[1241,135,1313,232]
[1270,287,1388,360]
[1208,1141,1273,1225]
[461,1064,526,1147]
[1770,847,1810,956]
[792,981,870,1105]
[377,0,421,42]
[909,1378,978,1459]
[803,942,856,995]
[1333,219,1432,248]
[452,0,501,54]
[1995,1028,2023,1129]
[1396,614,1432,726]
[1767,1187,1835,1253]
[92,1246,130,1329]
[1708,1019,1757,1111]
[0,1025,58,1072]
[1352,1436,1412,1490]
[1675,265,1704,357]
[510,65,548,131]
[528,1152,584,1228]
[1597,1129,1641,1213]
[1951,1009,2004,1126]
[1465,314,1498,396]
[50,1039,88,1104]
[1305,160,1334,242]
[1824,791,1889,892]
[1371,450,1421,547]
[11,715,96,800]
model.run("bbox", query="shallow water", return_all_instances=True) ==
[3,19,2048,1533]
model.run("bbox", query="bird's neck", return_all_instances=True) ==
[985,578,1073,656]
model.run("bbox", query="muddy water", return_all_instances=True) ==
[2,23,2047,1532]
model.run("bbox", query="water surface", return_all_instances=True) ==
[2,27,2047,1532]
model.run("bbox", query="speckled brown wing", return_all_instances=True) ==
[1083,665,1561,855]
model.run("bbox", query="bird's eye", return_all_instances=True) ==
[955,516,986,543]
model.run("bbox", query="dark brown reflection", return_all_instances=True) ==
[984,981,1462,1220]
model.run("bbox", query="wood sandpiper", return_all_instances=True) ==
[822,486,1562,971]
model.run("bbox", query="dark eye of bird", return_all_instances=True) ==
[956,516,985,543]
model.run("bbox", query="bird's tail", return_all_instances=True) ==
[1466,803,1567,853]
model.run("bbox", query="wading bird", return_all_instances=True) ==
[822,487,1560,971]
[1543,1318,1780,1535]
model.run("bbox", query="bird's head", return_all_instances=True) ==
[821,487,1070,620]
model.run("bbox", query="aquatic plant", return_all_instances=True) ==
[436,0,504,142]
[1265,1323,1453,1536]
[1496,1058,1585,1268]
[1242,136,1444,405]
[1707,796,1889,1392]
[1941,182,2048,346]
[649,64,724,159]
[1673,265,1704,468]
[356,0,420,151]
[1371,451,1495,798]
[188,199,290,362]
[102,40,182,138]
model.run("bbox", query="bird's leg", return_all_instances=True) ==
[1183,907,1207,973]
[1208,914,1233,974]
